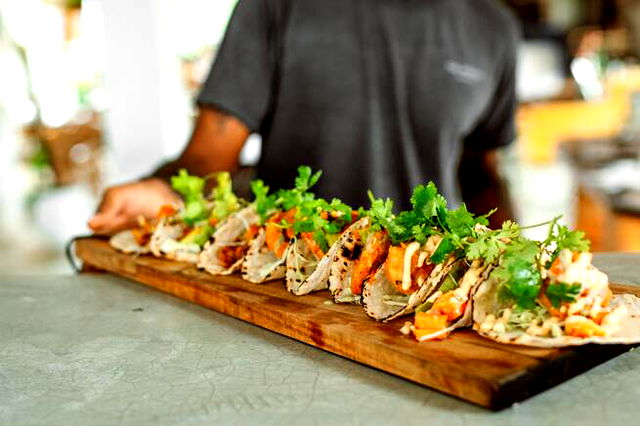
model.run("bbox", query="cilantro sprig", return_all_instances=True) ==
[251,179,277,224]
[386,182,447,245]
[290,197,355,252]
[278,166,321,211]
[378,182,502,264]
[494,238,540,309]
[363,191,396,233]
[540,216,590,268]
[250,166,321,224]
[465,220,523,264]
[545,282,581,308]
[249,166,354,252]
[492,216,590,310]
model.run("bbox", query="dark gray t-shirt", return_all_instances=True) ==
[198,0,519,210]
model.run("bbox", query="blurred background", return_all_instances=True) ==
[1,0,640,274]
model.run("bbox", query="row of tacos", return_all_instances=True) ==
[110,167,640,348]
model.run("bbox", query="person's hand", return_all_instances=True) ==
[88,178,180,235]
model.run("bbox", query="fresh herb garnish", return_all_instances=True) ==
[491,216,590,310]
[209,172,240,223]
[251,179,277,224]
[364,191,396,233]
[291,197,355,252]
[545,282,581,308]
[170,169,208,226]
[276,166,321,211]
[465,221,522,264]
[541,216,590,267]
[387,183,445,245]
[496,255,542,309]
[382,182,498,263]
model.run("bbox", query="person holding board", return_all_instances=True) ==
[89,0,519,235]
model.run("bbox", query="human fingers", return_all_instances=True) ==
[89,210,136,235]
[89,188,126,233]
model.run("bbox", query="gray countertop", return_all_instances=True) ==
[1,253,640,425]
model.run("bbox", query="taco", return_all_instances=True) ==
[198,206,261,275]
[241,226,288,283]
[355,184,493,321]
[153,170,241,263]
[328,193,399,304]
[362,235,459,321]
[283,199,358,296]
[110,205,177,255]
[472,218,640,347]
[327,217,381,303]
[407,259,494,341]
[240,167,319,284]
[111,229,149,254]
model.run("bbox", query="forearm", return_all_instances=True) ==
[458,149,514,229]
[150,107,250,182]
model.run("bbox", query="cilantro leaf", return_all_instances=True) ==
[251,179,277,223]
[289,197,355,251]
[365,191,395,233]
[411,182,447,218]
[541,216,591,266]
[545,282,581,308]
[443,204,480,238]
[554,225,590,255]
[430,237,458,264]
[276,166,322,211]
[465,221,523,264]
[388,210,420,244]
[495,256,542,309]
[294,165,322,193]
[386,183,449,245]
[491,232,543,309]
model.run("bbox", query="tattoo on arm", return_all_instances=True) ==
[146,106,242,183]
[215,110,231,130]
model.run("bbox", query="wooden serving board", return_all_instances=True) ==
[75,237,639,410]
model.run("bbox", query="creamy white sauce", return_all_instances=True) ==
[402,242,421,291]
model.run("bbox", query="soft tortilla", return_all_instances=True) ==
[286,223,361,295]
[415,261,494,341]
[327,218,371,304]
[285,238,322,295]
[472,276,640,347]
[110,230,149,254]
[159,239,201,264]
[198,206,260,275]
[149,218,184,258]
[241,227,287,283]
[362,250,459,322]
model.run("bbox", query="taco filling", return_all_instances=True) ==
[472,217,640,347]
[110,204,177,254]
[155,170,241,263]
[283,199,358,295]
[198,205,261,275]
[241,167,322,283]
[361,182,493,322]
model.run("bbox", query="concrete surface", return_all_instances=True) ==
[1,253,640,425]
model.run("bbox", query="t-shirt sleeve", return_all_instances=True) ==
[197,0,275,132]
[463,25,520,151]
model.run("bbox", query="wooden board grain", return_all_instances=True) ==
[75,238,638,410]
